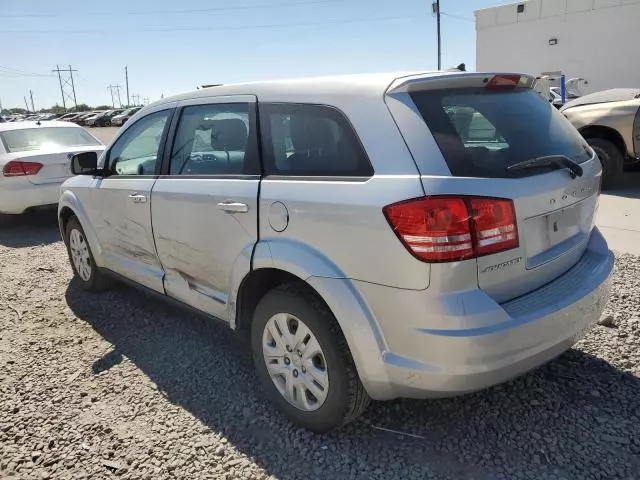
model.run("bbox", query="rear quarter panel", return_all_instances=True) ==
[257,96,431,290]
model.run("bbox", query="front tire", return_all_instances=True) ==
[587,137,624,190]
[251,284,370,432]
[64,216,113,291]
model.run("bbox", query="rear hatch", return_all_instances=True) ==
[386,73,601,303]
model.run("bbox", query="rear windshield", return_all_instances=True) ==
[410,87,591,178]
[0,127,101,153]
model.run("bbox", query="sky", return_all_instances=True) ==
[0,0,504,110]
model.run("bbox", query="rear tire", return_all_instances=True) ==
[64,216,114,292]
[587,137,624,190]
[251,284,370,432]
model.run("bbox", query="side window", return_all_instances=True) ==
[261,104,373,177]
[168,103,256,175]
[108,110,170,175]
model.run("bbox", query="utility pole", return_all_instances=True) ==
[24,96,30,113]
[54,65,66,110]
[125,66,130,107]
[107,84,123,107]
[52,65,78,110]
[29,90,35,112]
[69,65,77,107]
[432,0,442,70]
[107,85,116,107]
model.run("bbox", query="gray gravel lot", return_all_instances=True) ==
[88,127,119,146]
[1,212,639,479]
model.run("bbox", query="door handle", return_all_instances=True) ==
[128,193,147,204]
[217,201,249,213]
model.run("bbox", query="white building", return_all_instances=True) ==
[475,0,640,94]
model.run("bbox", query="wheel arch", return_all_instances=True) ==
[580,125,629,159]
[233,239,392,400]
[58,190,104,266]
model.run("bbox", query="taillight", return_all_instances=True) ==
[469,198,519,256]
[487,74,521,88]
[383,196,519,263]
[2,160,43,177]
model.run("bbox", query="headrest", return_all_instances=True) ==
[289,116,334,153]
[209,118,248,151]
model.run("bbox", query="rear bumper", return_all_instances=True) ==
[0,180,63,214]
[352,228,613,400]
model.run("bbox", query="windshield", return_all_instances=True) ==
[410,87,591,178]
[0,127,101,153]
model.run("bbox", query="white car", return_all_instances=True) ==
[0,121,104,225]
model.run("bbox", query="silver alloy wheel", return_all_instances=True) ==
[69,228,92,281]
[262,313,329,411]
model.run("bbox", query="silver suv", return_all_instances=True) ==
[59,72,614,432]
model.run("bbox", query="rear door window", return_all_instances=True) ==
[410,88,591,178]
[168,103,258,175]
[260,103,373,177]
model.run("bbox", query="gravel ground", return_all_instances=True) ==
[1,212,639,480]
[87,127,119,146]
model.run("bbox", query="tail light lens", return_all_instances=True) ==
[469,198,519,256]
[487,74,521,88]
[2,160,43,177]
[383,196,519,262]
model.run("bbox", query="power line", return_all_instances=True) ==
[440,12,474,22]
[0,0,340,18]
[0,65,53,77]
[0,13,425,33]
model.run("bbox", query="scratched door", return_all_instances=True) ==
[150,96,260,321]
[90,108,173,292]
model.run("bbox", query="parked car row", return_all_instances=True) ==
[2,107,143,127]
[1,113,62,122]
[55,107,142,127]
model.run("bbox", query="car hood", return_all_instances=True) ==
[561,89,640,111]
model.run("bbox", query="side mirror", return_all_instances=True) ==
[71,151,99,175]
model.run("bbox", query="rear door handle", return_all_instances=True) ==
[217,201,249,213]
[128,193,147,204]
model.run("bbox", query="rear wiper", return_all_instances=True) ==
[506,155,583,179]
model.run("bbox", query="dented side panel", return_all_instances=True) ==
[90,176,165,292]
[151,177,260,320]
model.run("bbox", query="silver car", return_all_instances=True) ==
[59,72,613,432]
